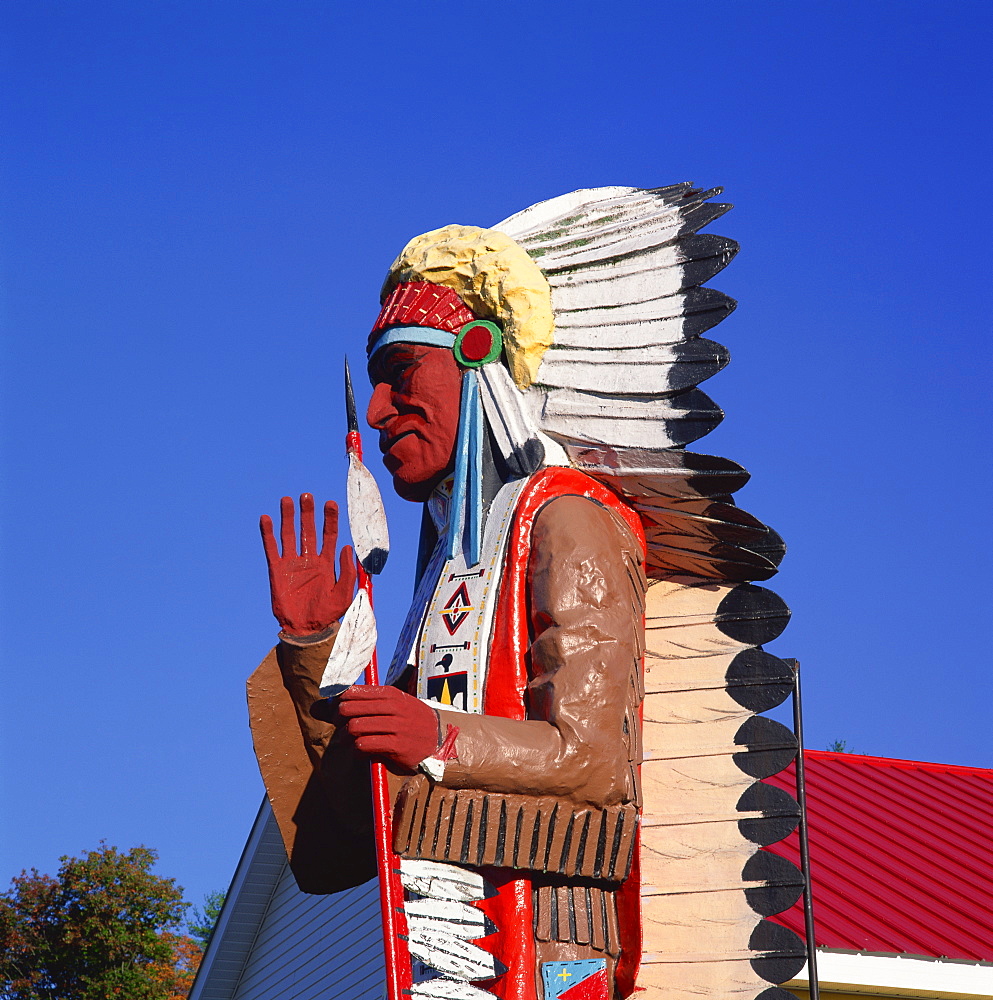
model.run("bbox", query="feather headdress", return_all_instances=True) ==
[465,183,781,584]
[496,187,804,999]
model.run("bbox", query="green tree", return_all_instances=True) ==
[187,890,225,949]
[826,739,867,754]
[0,843,201,1000]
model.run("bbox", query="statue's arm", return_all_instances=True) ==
[248,495,375,894]
[248,633,377,893]
[435,495,645,809]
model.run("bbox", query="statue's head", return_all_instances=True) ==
[366,335,462,502]
[362,185,750,574]
[366,226,554,503]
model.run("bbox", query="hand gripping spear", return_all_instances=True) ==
[342,358,414,1000]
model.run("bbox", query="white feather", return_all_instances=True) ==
[550,315,689,350]
[493,185,644,240]
[399,859,492,902]
[542,417,682,451]
[406,926,501,981]
[405,897,488,935]
[557,443,697,477]
[524,213,687,267]
[537,345,698,394]
[550,290,701,328]
[501,189,708,272]
[496,185,700,246]
[545,241,685,285]
[478,363,539,462]
[408,979,497,1000]
[536,389,719,450]
[548,252,686,310]
[318,590,376,695]
[537,430,570,467]
[346,451,389,571]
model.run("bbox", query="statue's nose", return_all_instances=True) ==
[366,381,395,429]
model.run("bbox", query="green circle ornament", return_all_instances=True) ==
[454,320,504,368]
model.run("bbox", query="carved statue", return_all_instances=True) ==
[247,187,805,1000]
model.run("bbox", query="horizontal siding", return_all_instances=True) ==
[194,805,289,1000]
[233,857,384,1000]
[192,802,386,1000]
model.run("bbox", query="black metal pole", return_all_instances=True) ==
[786,659,820,1000]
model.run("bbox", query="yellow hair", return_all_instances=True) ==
[381,225,554,389]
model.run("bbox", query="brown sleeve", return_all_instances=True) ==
[247,627,376,893]
[435,495,645,810]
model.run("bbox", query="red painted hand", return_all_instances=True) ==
[333,685,441,772]
[260,494,357,634]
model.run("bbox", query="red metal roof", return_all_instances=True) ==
[765,750,993,962]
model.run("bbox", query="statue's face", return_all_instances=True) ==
[367,342,462,502]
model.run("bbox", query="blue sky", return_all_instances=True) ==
[2,2,990,913]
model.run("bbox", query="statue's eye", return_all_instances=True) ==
[370,351,411,386]
[386,350,421,384]
[387,359,413,383]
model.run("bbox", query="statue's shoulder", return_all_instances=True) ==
[512,466,645,551]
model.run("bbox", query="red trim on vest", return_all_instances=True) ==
[476,468,646,1000]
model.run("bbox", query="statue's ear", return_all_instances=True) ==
[454,320,503,368]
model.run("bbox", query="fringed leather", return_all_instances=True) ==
[533,882,621,957]
[393,776,639,884]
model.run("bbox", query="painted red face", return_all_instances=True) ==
[367,342,462,502]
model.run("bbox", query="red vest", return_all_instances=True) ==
[470,467,645,1000]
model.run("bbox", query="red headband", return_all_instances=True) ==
[368,281,476,354]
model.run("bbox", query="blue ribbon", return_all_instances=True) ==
[448,368,484,566]
[367,325,456,360]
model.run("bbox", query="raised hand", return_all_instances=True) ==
[260,494,357,635]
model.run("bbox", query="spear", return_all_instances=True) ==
[343,358,413,1000]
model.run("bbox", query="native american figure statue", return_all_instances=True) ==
[248,186,806,1000]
